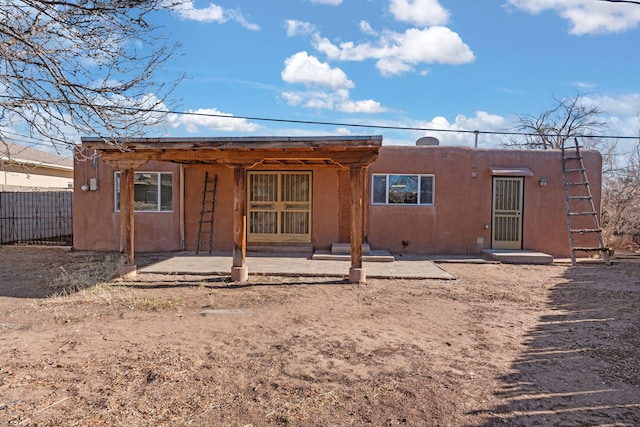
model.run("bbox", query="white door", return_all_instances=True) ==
[492,177,524,250]
[247,172,312,243]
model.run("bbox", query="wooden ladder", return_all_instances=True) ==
[562,138,610,265]
[196,172,218,254]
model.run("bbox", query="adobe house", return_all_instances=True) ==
[73,136,603,281]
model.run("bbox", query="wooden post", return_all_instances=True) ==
[349,166,365,283]
[231,165,248,282]
[119,167,136,276]
[363,168,369,245]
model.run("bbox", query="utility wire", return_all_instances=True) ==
[599,0,640,5]
[1,94,639,140]
[156,107,640,140]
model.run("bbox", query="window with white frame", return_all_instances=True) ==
[372,174,434,205]
[115,172,173,212]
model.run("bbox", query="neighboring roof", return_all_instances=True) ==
[0,141,74,171]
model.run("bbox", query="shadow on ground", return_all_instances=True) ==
[479,261,640,426]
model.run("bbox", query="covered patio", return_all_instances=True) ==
[82,136,383,283]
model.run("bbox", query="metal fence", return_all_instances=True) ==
[0,191,73,246]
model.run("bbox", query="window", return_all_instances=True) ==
[115,172,173,212]
[372,174,434,205]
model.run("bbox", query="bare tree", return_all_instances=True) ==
[0,0,183,155]
[507,93,607,150]
[601,137,640,251]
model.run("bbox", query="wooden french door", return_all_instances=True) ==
[492,177,524,250]
[247,171,312,243]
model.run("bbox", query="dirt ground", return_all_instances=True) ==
[0,247,639,426]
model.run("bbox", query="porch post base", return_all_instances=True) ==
[231,266,249,282]
[349,267,366,284]
[117,264,137,278]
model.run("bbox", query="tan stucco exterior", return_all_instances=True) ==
[367,146,602,257]
[73,143,603,258]
[74,159,182,251]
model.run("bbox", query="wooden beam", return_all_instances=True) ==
[82,136,383,152]
[99,148,379,169]
[119,168,135,266]
[100,152,149,169]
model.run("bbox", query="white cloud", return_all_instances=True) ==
[507,0,640,34]
[583,93,640,116]
[581,93,640,137]
[415,111,509,146]
[281,88,388,114]
[168,108,261,133]
[169,1,223,22]
[281,51,354,89]
[338,98,387,114]
[359,21,378,36]
[226,9,261,31]
[571,81,597,90]
[389,0,450,26]
[280,52,388,113]
[285,20,317,37]
[314,27,474,76]
[168,1,260,30]
[308,0,343,4]
[287,15,473,78]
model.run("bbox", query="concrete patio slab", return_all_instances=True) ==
[138,252,455,280]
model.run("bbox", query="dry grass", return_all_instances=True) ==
[49,253,120,294]
[39,254,183,312]
[35,283,184,312]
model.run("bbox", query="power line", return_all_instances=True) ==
[160,108,640,140]
[1,94,640,140]
[599,0,640,5]
[0,129,57,148]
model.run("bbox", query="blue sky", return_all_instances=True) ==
[9,0,640,151]
[148,0,640,147]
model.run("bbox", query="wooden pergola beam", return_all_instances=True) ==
[98,148,379,169]
[82,135,381,151]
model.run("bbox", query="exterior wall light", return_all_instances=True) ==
[538,178,547,187]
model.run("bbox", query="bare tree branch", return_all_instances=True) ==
[506,92,607,150]
[0,0,184,154]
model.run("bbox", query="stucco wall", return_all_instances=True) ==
[367,146,602,257]
[182,166,234,252]
[181,166,341,252]
[310,168,340,250]
[73,155,181,252]
[73,145,603,258]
